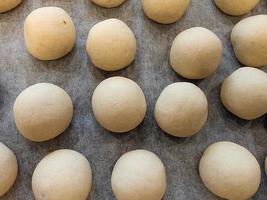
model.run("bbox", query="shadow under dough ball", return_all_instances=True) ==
[199,141,261,200]
[231,15,267,67]
[0,0,22,13]
[220,67,267,120]
[24,7,76,60]
[13,83,73,142]
[91,0,126,8]
[86,18,136,71]
[170,27,222,79]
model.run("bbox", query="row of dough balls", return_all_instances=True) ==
[0,140,264,200]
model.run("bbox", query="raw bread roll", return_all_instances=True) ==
[155,82,208,137]
[220,67,267,120]
[214,0,259,16]
[199,141,261,200]
[0,142,18,197]
[92,76,146,133]
[32,149,92,200]
[141,0,190,24]
[24,7,76,60]
[86,18,136,71]
[170,27,222,79]
[111,149,166,200]
[0,0,22,13]
[13,83,73,142]
[91,0,126,8]
[231,15,267,67]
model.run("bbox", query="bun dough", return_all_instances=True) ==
[0,142,18,197]
[13,83,73,142]
[111,150,166,200]
[231,15,267,67]
[86,18,136,71]
[199,141,261,200]
[92,77,146,133]
[32,149,92,200]
[214,0,259,16]
[221,67,267,120]
[24,7,76,60]
[155,82,208,137]
[91,0,126,8]
[170,27,222,79]
[0,0,22,13]
[141,0,190,24]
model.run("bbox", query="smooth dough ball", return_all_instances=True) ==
[221,67,267,120]
[24,7,76,60]
[13,83,73,142]
[199,141,261,200]
[92,76,146,133]
[0,142,18,197]
[0,0,22,13]
[32,149,92,200]
[141,0,190,24]
[214,0,259,16]
[111,149,166,200]
[91,0,126,8]
[86,18,136,71]
[170,27,222,79]
[231,15,267,67]
[155,82,208,137]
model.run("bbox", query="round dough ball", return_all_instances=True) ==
[199,141,261,200]
[231,15,267,67]
[91,0,126,8]
[92,76,146,133]
[32,149,92,200]
[0,0,22,13]
[155,82,208,137]
[24,7,76,60]
[141,0,190,24]
[86,18,136,71]
[13,83,73,142]
[170,27,222,79]
[111,149,166,200]
[221,67,267,120]
[214,0,259,16]
[0,142,18,197]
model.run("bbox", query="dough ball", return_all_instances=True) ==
[13,83,73,142]
[32,149,92,200]
[0,0,22,13]
[86,18,136,71]
[155,82,208,137]
[141,0,190,24]
[170,27,222,79]
[199,141,261,200]
[221,67,267,120]
[214,0,259,16]
[231,15,267,67]
[111,149,166,200]
[24,7,76,60]
[91,0,126,8]
[0,142,18,197]
[92,76,146,133]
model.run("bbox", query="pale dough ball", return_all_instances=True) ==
[13,83,73,142]
[141,0,190,24]
[0,142,18,197]
[32,149,92,200]
[91,0,126,8]
[170,27,222,79]
[24,7,76,60]
[0,0,22,13]
[155,82,208,137]
[214,0,259,16]
[92,76,146,133]
[231,15,267,67]
[86,18,136,71]
[221,67,267,120]
[199,141,261,200]
[111,150,166,200]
